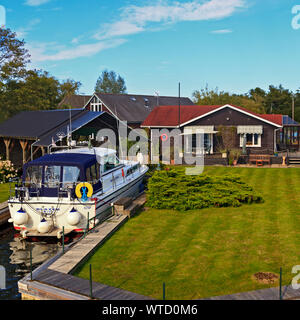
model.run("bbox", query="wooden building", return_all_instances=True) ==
[59,93,194,128]
[141,104,300,155]
[0,109,118,167]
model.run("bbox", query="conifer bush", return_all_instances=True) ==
[146,168,263,211]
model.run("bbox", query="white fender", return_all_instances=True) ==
[14,209,28,226]
[67,209,81,226]
[37,219,52,234]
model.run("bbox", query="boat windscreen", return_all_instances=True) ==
[62,166,81,187]
[25,166,43,188]
[102,154,120,173]
[44,166,61,188]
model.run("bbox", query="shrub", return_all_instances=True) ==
[146,167,263,211]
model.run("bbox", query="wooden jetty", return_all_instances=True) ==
[203,284,300,300]
[18,193,152,300]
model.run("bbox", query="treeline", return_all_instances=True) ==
[1,27,300,124]
[193,85,300,121]
[0,28,81,122]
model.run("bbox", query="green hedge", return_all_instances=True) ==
[146,168,263,211]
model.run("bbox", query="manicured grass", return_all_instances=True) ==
[0,183,10,203]
[75,167,300,299]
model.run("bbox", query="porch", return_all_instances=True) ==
[276,125,300,152]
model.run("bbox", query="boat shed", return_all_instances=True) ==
[0,109,119,167]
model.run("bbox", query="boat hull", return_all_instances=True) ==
[8,171,147,238]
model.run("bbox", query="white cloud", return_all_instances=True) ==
[211,29,233,34]
[71,37,80,45]
[16,18,41,38]
[94,0,246,40]
[28,39,127,62]
[95,21,145,40]
[25,0,51,6]
[26,0,246,63]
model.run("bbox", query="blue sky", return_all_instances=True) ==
[2,0,300,99]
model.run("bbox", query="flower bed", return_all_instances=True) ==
[0,157,18,183]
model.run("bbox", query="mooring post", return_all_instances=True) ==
[84,212,89,238]
[89,264,93,299]
[30,246,33,281]
[62,226,65,254]
[163,282,166,300]
[279,267,283,300]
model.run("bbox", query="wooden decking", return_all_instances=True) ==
[33,268,151,300]
[203,284,300,300]
[49,213,129,274]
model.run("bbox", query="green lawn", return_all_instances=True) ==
[0,183,10,203]
[75,167,300,299]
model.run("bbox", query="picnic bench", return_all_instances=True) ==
[249,154,271,166]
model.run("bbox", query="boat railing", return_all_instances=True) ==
[48,144,91,154]
[11,179,104,200]
[8,177,22,200]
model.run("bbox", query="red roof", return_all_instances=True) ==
[141,105,221,127]
[141,104,283,127]
[258,114,283,126]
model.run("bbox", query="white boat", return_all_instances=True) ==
[8,147,148,238]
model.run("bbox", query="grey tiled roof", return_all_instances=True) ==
[95,92,194,123]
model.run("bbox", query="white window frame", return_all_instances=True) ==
[239,133,261,148]
[90,103,102,112]
[90,97,102,112]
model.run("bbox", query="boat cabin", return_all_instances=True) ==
[22,152,119,198]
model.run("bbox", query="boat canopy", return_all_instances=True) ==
[24,153,97,174]
[23,153,99,190]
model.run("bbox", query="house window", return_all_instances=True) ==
[90,103,102,112]
[240,133,261,147]
[90,96,102,112]
[192,134,212,153]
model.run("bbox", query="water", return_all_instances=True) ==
[0,224,60,300]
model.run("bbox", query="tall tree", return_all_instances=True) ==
[263,85,293,114]
[58,78,82,102]
[1,70,82,119]
[192,84,300,121]
[0,28,82,121]
[95,70,127,94]
[192,86,265,114]
[0,28,30,84]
